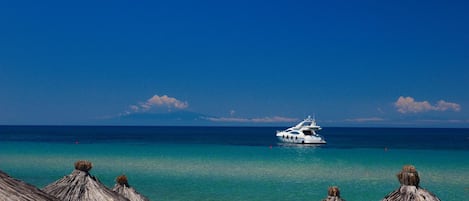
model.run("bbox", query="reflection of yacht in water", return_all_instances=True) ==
[276,116,326,144]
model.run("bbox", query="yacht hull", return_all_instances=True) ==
[276,133,326,144]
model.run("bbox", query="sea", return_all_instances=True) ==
[0,126,468,201]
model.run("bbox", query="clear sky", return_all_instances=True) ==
[1,0,468,127]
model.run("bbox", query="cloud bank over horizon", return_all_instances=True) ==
[394,96,461,114]
[120,95,297,124]
[112,95,465,126]
[345,117,385,122]
[203,116,299,123]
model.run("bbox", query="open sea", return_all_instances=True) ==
[0,126,468,201]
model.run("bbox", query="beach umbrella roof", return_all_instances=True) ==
[43,160,130,201]
[322,186,346,201]
[112,175,150,201]
[0,169,59,201]
[382,165,441,201]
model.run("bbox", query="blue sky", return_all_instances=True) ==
[1,0,468,127]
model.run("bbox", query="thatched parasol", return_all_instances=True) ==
[0,169,59,201]
[382,165,441,201]
[43,160,130,201]
[112,175,150,201]
[322,186,346,201]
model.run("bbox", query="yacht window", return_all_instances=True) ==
[303,130,312,135]
[291,131,300,135]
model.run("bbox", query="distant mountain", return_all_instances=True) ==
[100,111,215,126]
[96,111,293,126]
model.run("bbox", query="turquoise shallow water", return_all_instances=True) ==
[1,141,468,201]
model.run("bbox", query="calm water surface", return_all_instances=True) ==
[0,126,468,201]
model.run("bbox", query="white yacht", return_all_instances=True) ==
[276,116,326,144]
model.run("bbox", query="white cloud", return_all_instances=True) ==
[435,100,461,112]
[146,95,188,109]
[395,96,461,113]
[127,94,188,114]
[129,105,140,112]
[204,116,298,123]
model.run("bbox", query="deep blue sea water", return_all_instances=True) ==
[1,126,468,201]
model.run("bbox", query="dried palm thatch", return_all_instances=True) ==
[43,160,130,201]
[322,186,346,201]
[74,160,93,172]
[0,169,59,201]
[382,165,441,201]
[112,175,150,201]
[116,175,130,187]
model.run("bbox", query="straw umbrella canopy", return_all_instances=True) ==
[0,169,59,201]
[43,160,130,201]
[112,175,150,201]
[322,186,346,201]
[382,165,441,201]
